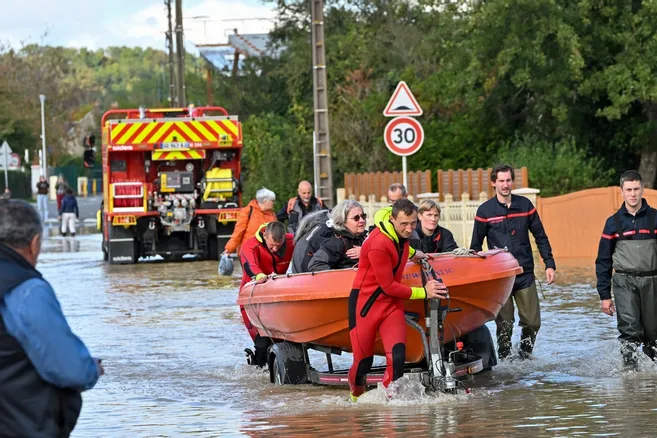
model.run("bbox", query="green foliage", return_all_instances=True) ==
[241,112,314,209]
[496,136,615,197]
[4,0,657,196]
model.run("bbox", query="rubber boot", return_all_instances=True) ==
[519,328,538,360]
[496,321,514,360]
[253,335,272,368]
[642,341,657,361]
[621,341,640,370]
[244,348,255,366]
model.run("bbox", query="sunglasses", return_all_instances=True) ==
[350,213,367,222]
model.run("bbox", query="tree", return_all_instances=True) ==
[577,1,657,186]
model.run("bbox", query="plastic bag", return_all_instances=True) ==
[218,253,234,276]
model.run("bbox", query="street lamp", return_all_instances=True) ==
[39,94,46,177]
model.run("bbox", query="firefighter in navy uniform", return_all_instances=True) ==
[595,170,657,368]
[470,164,556,360]
[239,221,294,367]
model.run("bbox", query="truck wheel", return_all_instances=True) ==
[208,236,219,260]
[133,239,141,264]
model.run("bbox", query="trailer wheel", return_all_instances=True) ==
[272,357,284,386]
[454,325,497,371]
[268,342,308,385]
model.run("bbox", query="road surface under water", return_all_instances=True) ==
[37,234,657,437]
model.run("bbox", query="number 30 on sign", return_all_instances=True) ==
[383,116,424,157]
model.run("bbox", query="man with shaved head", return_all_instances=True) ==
[277,180,327,234]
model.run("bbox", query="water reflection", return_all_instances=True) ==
[33,235,657,437]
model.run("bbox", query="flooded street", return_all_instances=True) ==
[39,234,657,437]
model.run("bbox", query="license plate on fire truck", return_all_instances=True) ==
[160,142,190,149]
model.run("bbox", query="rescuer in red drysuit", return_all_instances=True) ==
[239,221,294,367]
[348,200,447,401]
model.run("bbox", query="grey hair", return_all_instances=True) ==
[255,187,276,204]
[331,200,363,232]
[294,210,331,244]
[388,183,407,196]
[0,200,43,248]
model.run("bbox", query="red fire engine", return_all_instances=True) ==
[98,106,242,264]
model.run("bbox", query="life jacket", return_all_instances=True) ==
[239,223,294,289]
[286,196,325,234]
[373,207,416,258]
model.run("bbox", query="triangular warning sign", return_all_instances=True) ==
[383,81,423,117]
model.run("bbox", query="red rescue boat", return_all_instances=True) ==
[237,249,522,363]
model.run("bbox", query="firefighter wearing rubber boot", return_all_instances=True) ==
[347,200,447,402]
[471,164,556,360]
[595,170,657,369]
[239,222,294,367]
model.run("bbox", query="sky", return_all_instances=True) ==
[0,0,277,52]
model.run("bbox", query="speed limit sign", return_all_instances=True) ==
[383,116,424,157]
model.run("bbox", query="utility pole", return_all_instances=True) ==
[39,94,47,177]
[311,0,333,207]
[175,0,186,107]
[165,0,176,106]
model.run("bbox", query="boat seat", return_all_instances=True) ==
[404,311,421,322]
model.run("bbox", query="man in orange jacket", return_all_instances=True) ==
[239,221,294,367]
[348,200,446,401]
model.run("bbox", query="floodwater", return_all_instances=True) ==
[37,234,657,437]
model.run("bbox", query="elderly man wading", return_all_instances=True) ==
[0,200,103,437]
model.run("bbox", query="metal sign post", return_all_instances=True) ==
[39,94,47,177]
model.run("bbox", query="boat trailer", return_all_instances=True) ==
[262,260,487,394]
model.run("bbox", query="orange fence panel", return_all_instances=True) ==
[537,187,657,260]
[344,170,432,199]
[437,167,528,201]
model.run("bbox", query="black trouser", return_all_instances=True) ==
[613,274,657,361]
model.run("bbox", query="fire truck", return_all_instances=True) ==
[98,106,243,264]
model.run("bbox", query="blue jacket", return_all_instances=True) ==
[59,194,79,217]
[0,243,99,436]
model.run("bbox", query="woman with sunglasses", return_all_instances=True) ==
[307,200,368,272]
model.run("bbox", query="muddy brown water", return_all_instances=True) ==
[36,235,657,437]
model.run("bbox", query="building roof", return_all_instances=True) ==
[197,33,278,72]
